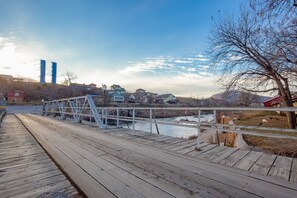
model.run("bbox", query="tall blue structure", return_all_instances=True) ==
[51,62,57,85]
[40,60,46,84]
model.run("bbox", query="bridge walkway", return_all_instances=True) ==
[107,127,297,184]
[17,114,297,198]
[0,114,81,198]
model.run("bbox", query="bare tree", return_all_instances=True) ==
[238,91,260,107]
[62,71,78,86]
[209,2,297,128]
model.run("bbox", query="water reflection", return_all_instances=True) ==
[123,114,214,139]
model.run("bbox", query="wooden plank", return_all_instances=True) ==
[268,156,293,181]
[187,144,217,157]
[249,153,277,175]
[209,147,239,163]
[177,146,197,155]
[0,146,42,157]
[0,150,44,161]
[14,180,73,198]
[169,141,197,152]
[0,163,57,185]
[161,140,189,150]
[101,153,225,198]
[289,158,297,183]
[197,146,229,161]
[159,138,186,147]
[0,174,67,197]
[234,151,263,171]
[0,153,49,168]
[0,169,62,191]
[219,150,250,167]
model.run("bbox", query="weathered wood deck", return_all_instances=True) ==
[106,128,297,183]
[0,115,81,198]
[15,113,297,198]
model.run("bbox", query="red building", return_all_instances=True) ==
[263,94,297,107]
[7,90,25,103]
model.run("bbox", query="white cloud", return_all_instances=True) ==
[120,56,176,75]
[187,68,196,72]
[174,60,193,64]
[120,53,211,76]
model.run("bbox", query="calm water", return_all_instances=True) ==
[123,114,214,138]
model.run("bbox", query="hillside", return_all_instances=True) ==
[210,90,270,107]
[0,80,102,104]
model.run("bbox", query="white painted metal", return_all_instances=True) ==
[42,95,297,141]
[197,110,201,149]
[149,109,152,133]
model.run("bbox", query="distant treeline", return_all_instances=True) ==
[0,78,102,104]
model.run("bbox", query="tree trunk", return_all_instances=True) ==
[283,96,296,129]
[286,111,296,129]
[273,77,296,129]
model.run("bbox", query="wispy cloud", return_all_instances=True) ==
[115,53,219,97]
[120,53,211,77]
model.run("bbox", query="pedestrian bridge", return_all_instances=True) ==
[1,96,297,197]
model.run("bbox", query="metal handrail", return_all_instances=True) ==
[42,95,297,149]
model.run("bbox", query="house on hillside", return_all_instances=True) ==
[155,94,176,104]
[7,90,25,103]
[89,83,97,88]
[108,84,126,103]
[125,93,136,103]
[136,88,146,93]
[133,88,149,104]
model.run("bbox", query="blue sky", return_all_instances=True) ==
[0,0,245,97]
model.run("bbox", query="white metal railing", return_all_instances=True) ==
[42,95,297,149]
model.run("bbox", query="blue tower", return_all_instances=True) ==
[51,62,57,84]
[40,60,46,84]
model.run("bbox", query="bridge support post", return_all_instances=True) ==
[105,109,108,127]
[116,108,119,127]
[196,109,201,150]
[132,108,135,135]
[149,109,152,133]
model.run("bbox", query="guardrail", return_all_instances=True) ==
[42,95,297,149]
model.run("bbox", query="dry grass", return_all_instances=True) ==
[233,111,297,157]
[244,135,297,157]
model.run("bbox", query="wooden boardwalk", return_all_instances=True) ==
[106,129,297,183]
[16,114,297,198]
[0,115,81,198]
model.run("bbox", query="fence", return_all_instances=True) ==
[42,95,297,149]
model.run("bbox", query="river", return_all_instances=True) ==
[123,114,214,139]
